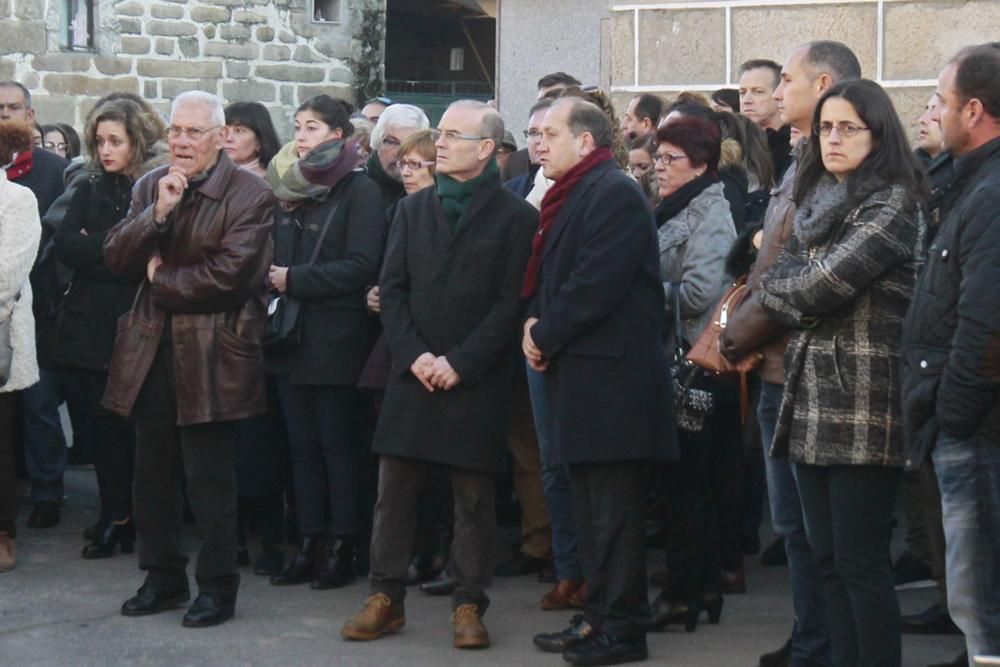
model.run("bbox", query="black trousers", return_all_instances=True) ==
[570,461,650,639]
[796,463,902,667]
[0,392,16,537]
[62,368,134,518]
[370,455,495,613]
[132,345,238,595]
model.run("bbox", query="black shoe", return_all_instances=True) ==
[270,535,320,585]
[311,536,357,590]
[83,521,99,541]
[927,652,967,667]
[901,602,961,635]
[82,517,135,559]
[495,551,549,577]
[404,553,436,585]
[700,593,723,624]
[418,570,457,596]
[27,501,60,529]
[253,547,285,576]
[562,632,648,666]
[649,592,699,632]
[761,537,787,567]
[894,552,934,589]
[533,614,596,653]
[758,638,791,667]
[182,591,236,628]
[121,583,191,616]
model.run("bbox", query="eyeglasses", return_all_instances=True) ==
[523,129,542,139]
[43,141,68,151]
[815,121,870,138]
[432,129,489,144]
[653,152,688,166]
[397,159,435,171]
[167,125,222,140]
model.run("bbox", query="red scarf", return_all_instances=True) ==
[521,146,613,298]
[5,149,33,180]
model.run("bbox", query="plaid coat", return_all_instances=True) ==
[759,178,922,466]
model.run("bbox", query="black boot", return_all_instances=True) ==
[182,582,238,629]
[82,516,135,559]
[311,535,357,590]
[649,592,700,632]
[269,535,320,585]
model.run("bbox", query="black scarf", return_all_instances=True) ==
[654,172,717,228]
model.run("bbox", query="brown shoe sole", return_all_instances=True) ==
[341,616,405,641]
[454,635,490,649]
[540,597,572,611]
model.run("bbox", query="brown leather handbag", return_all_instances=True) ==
[686,276,763,422]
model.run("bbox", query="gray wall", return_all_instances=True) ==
[496,0,610,149]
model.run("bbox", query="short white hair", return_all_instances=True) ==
[170,91,225,127]
[371,104,429,149]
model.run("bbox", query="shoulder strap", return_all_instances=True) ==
[306,195,344,267]
[671,282,686,360]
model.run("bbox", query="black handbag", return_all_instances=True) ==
[263,198,342,351]
[669,283,715,433]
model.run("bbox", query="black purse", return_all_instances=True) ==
[263,198,342,351]
[669,283,716,433]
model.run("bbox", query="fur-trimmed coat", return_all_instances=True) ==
[759,178,922,466]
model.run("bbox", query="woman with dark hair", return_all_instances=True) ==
[51,98,168,558]
[266,95,385,589]
[759,79,926,667]
[649,115,736,632]
[41,123,81,160]
[224,101,282,179]
[628,135,659,207]
[711,88,740,114]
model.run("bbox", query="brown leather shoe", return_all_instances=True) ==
[452,603,490,649]
[568,582,588,609]
[540,579,583,611]
[340,593,405,641]
[0,532,15,572]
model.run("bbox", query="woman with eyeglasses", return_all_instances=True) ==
[265,94,385,590]
[41,123,81,161]
[50,98,168,558]
[758,79,927,667]
[649,115,736,633]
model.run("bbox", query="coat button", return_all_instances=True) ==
[941,248,949,260]
[920,359,928,369]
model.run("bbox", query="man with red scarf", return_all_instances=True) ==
[523,97,675,666]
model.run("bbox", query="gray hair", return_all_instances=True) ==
[804,41,862,84]
[446,100,505,152]
[0,81,31,107]
[555,97,613,149]
[170,91,225,127]
[371,104,429,149]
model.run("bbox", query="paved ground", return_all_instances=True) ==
[0,469,965,666]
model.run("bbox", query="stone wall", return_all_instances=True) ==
[608,0,1000,137]
[0,0,375,139]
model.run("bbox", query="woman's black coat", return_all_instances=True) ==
[372,173,537,473]
[51,172,138,372]
[265,171,385,385]
[528,161,677,466]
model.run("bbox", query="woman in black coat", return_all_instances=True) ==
[265,95,385,589]
[52,99,167,558]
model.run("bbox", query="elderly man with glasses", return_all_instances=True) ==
[342,100,537,650]
[101,91,274,628]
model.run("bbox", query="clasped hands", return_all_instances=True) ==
[522,317,548,372]
[410,352,460,392]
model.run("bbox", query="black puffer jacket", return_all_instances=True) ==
[901,137,1000,470]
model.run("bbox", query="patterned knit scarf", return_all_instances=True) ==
[521,146,613,298]
[267,138,363,203]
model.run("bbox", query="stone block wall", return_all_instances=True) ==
[0,0,372,139]
[608,0,1000,138]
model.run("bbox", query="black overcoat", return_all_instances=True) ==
[265,172,385,385]
[528,161,676,465]
[372,172,537,473]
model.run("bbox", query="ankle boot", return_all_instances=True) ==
[82,516,135,559]
[312,535,357,590]
[270,534,320,585]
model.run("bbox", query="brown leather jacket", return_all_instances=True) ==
[720,158,796,384]
[101,152,274,425]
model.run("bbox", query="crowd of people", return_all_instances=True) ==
[0,37,997,667]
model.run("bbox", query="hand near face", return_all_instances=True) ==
[410,352,437,392]
[429,356,460,390]
[268,265,289,294]
[154,166,189,221]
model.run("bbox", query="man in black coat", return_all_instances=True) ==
[523,97,675,666]
[341,100,537,649]
[901,45,1000,662]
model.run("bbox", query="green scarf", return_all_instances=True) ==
[436,158,498,233]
